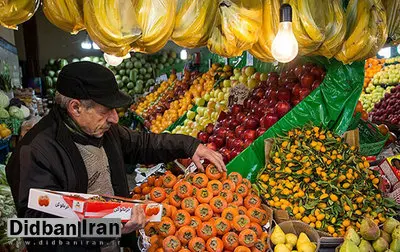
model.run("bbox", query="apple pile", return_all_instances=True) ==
[370,84,400,125]
[230,66,267,89]
[198,63,326,163]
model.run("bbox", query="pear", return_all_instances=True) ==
[340,240,360,252]
[373,237,389,252]
[358,239,374,252]
[382,230,393,244]
[360,218,381,241]
[390,239,400,252]
[297,242,317,252]
[285,243,293,250]
[297,232,311,248]
[271,225,286,245]
[384,218,400,234]
[286,233,298,247]
[345,227,361,246]
[275,243,291,252]
[392,226,400,240]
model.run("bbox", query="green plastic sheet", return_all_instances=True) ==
[226,57,364,182]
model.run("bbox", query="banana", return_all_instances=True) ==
[382,0,400,40]
[132,0,176,54]
[297,0,325,43]
[83,0,142,57]
[249,0,280,62]
[43,0,85,34]
[172,0,218,48]
[0,0,39,29]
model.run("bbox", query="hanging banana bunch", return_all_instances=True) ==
[335,0,387,64]
[0,0,39,29]
[43,0,85,34]
[317,0,346,58]
[172,0,218,48]
[132,0,176,54]
[249,0,280,62]
[382,0,400,42]
[83,0,142,57]
[219,0,263,52]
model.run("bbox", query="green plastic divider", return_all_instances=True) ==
[165,105,198,132]
[226,57,364,182]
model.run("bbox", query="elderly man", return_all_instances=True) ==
[6,61,225,252]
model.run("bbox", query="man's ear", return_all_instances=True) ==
[67,99,82,117]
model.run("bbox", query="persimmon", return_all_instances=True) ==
[238,206,247,216]
[162,203,171,217]
[181,197,199,214]
[185,173,195,184]
[176,181,193,198]
[196,221,216,241]
[234,246,251,252]
[170,205,178,218]
[252,239,268,252]
[222,232,239,251]
[164,173,178,188]
[205,164,222,180]
[180,249,191,252]
[176,226,196,245]
[196,188,213,203]
[173,180,184,191]
[173,210,191,228]
[158,217,176,237]
[193,173,209,188]
[169,191,183,207]
[238,229,257,247]
[150,235,161,247]
[133,186,141,194]
[144,222,159,237]
[244,195,261,209]
[249,222,263,237]
[215,217,231,236]
[222,179,236,192]
[235,184,249,198]
[209,196,228,214]
[194,204,213,221]
[206,237,224,252]
[260,232,269,245]
[232,193,243,206]
[188,237,206,252]
[221,207,239,222]
[163,235,181,252]
[154,177,163,187]
[150,187,167,203]
[232,215,251,232]
[219,189,233,203]
[242,178,252,189]
[207,180,223,196]
[189,216,202,230]
[142,186,152,195]
[154,248,164,252]
[228,172,243,184]
[192,186,198,196]
[147,176,156,186]
[247,207,269,226]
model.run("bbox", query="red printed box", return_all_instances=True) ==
[377,154,400,192]
[28,189,162,222]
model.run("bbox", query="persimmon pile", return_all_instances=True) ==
[132,165,271,252]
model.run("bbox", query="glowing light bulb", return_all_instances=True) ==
[271,4,298,63]
[180,49,188,60]
[92,42,100,50]
[81,41,92,50]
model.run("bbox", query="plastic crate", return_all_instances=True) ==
[358,119,389,156]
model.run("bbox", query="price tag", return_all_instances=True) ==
[176,72,182,80]
[246,52,254,66]
[224,57,228,65]
[228,83,250,106]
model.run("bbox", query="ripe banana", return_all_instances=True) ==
[0,0,39,29]
[83,0,142,57]
[297,0,325,43]
[43,0,85,34]
[382,0,400,40]
[132,0,176,54]
[172,0,218,48]
[249,0,280,62]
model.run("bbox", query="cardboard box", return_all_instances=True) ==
[28,189,162,222]
[377,154,400,193]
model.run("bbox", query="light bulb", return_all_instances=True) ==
[180,49,188,60]
[81,41,92,50]
[103,53,124,66]
[378,47,391,58]
[92,42,100,50]
[271,4,298,63]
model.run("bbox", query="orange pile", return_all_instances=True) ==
[364,57,385,88]
[132,166,270,252]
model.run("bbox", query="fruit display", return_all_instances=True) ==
[132,166,271,252]
[370,85,400,125]
[43,58,69,97]
[360,85,394,112]
[354,101,368,121]
[199,63,325,164]
[257,124,398,236]
[270,225,317,252]
[340,217,400,252]
[371,64,400,86]
[42,0,85,34]
[229,66,264,89]
[385,56,400,65]
[364,58,385,89]
[0,0,39,29]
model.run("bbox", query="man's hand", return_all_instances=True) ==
[192,144,226,172]
[121,205,146,234]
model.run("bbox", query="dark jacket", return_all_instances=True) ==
[6,106,200,251]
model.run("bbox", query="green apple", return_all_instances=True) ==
[204,93,211,101]
[187,111,196,120]
[195,97,205,106]
[197,106,206,116]
[239,75,248,84]
[211,112,219,120]
[223,80,231,88]
[245,66,255,77]
[247,78,258,89]
[260,73,268,81]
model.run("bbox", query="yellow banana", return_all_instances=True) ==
[132,0,176,54]
[382,0,400,39]
[0,0,39,29]
[297,0,325,43]
[172,0,218,48]
[43,0,85,34]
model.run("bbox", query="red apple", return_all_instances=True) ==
[231,104,243,114]
[217,111,228,122]
[294,66,303,78]
[235,125,246,138]
[251,105,265,118]
[302,63,314,72]
[265,88,278,100]
[243,139,253,148]
[275,101,291,118]
[292,84,301,97]
[214,127,228,138]
[243,116,260,130]
[310,66,325,79]
[197,131,209,143]
[236,112,247,123]
[205,123,214,135]
[256,127,266,137]
[252,88,265,99]
[231,138,244,151]
[260,114,279,129]
[228,118,240,130]
[208,135,224,148]
[301,73,314,89]
[299,88,311,101]
[230,149,241,159]
[264,107,276,115]
[243,129,257,141]
[226,130,235,140]
[311,79,321,90]
[219,147,231,163]
[206,142,217,151]
[292,99,300,106]
[277,88,291,101]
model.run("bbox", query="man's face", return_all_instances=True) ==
[75,102,119,137]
